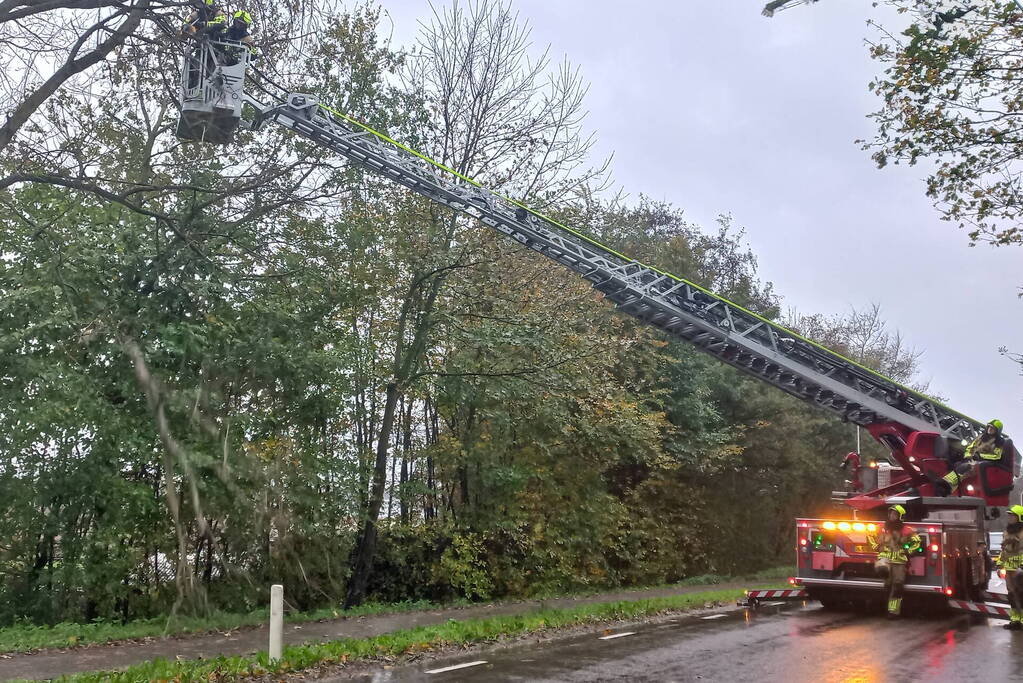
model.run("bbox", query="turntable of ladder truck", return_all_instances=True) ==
[170,24,1021,620]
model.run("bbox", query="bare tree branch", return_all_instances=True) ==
[0,0,149,153]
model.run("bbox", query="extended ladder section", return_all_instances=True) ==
[762,0,821,17]
[245,93,983,444]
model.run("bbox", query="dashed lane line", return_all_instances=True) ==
[425,661,488,674]
[701,614,728,620]
[598,631,637,640]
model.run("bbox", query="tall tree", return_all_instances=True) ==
[867,0,1023,246]
[0,0,331,158]
[0,3,407,620]
[343,0,602,607]
[783,304,925,386]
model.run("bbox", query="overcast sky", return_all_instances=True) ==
[374,0,1023,435]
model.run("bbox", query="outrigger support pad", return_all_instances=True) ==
[948,598,1012,619]
[738,588,808,608]
[981,590,1009,604]
[176,40,250,144]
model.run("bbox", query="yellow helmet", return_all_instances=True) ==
[233,10,252,25]
[1009,505,1023,520]
[889,504,906,520]
[989,419,1004,433]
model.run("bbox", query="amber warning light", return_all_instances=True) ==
[820,521,876,532]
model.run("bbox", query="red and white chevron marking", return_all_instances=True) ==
[948,599,1011,618]
[980,590,1009,604]
[745,589,808,600]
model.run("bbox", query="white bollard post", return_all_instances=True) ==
[269,584,284,663]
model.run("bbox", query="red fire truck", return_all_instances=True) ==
[788,424,1016,611]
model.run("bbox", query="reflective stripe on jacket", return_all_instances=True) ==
[867,526,921,564]
[965,434,1011,463]
[999,529,1023,570]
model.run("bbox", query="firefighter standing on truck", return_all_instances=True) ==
[840,451,863,492]
[939,419,1014,495]
[998,505,1023,630]
[868,504,921,618]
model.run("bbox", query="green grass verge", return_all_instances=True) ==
[676,565,795,586]
[0,599,446,654]
[503,566,796,600]
[0,566,794,655]
[56,586,773,682]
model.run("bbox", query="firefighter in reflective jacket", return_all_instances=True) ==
[940,419,1013,495]
[181,0,225,37]
[208,11,255,51]
[867,504,921,617]
[998,505,1023,630]
[840,451,863,492]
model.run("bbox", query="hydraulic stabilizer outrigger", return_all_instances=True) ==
[739,587,809,608]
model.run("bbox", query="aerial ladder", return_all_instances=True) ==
[762,0,821,18]
[174,38,1017,615]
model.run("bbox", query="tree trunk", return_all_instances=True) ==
[344,252,450,606]
[424,395,438,520]
[459,466,470,510]
[399,397,413,524]
[344,381,401,608]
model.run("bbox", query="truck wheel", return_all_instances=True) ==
[818,597,839,610]
[849,598,873,614]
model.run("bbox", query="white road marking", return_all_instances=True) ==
[764,601,785,606]
[701,614,728,620]
[598,631,636,640]
[425,661,488,674]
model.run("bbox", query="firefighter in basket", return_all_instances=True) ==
[938,419,1014,495]
[180,0,225,38]
[207,9,257,64]
[867,504,921,618]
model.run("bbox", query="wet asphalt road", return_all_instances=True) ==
[344,600,1023,683]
